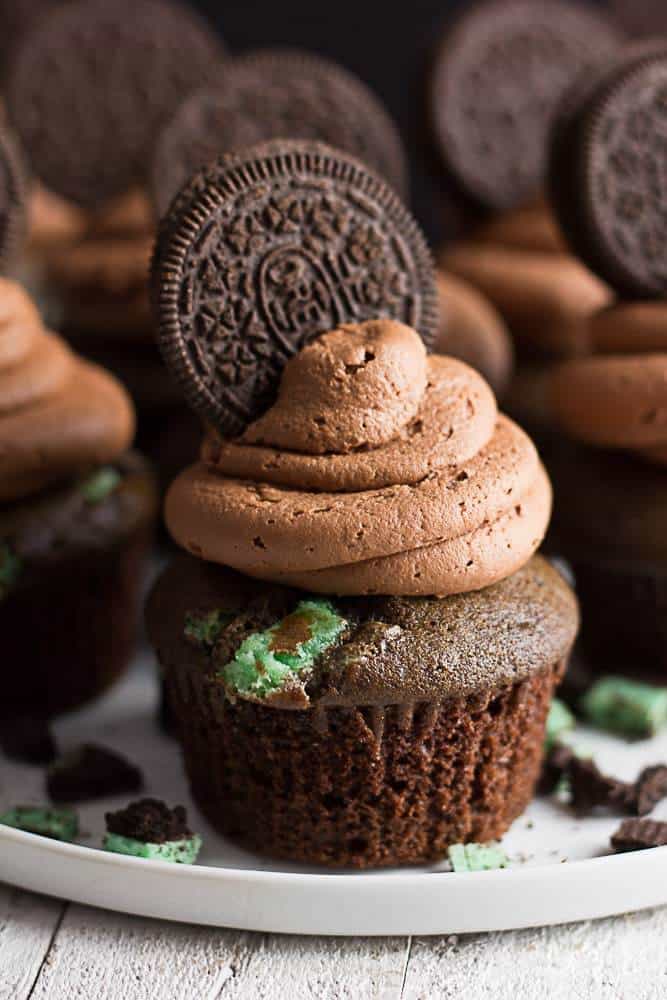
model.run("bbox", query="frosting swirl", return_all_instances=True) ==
[166,320,551,596]
[0,278,135,502]
[550,302,667,465]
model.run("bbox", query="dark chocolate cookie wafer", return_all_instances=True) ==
[0,127,28,270]
[152,140,438,438]
[612,1,667,39]
[550,49,667,298]
[6,0,225,208]
[429,0,622,211]
[152,48,409,217]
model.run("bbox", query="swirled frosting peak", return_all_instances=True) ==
[0,277,135,503]
[166,320,552,596]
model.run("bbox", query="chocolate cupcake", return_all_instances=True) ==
[546,50,667,673]
[0,275,157,715]
[146,140,578,868]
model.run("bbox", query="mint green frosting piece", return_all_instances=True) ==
[0,806,79,842]
[81,466,121,504]
[184,609,233,648]
[0,543,21,600]
[448,842,508,873]
[579,676,667,738]
[221,599,347,698]
[544,698,576,752]
[104,832,202,864]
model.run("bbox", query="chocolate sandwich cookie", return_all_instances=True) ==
[6,0,225,207]
[152,140,439,438]
[429,0,622,210]
[549,48,667,298]
[152,48,409,217]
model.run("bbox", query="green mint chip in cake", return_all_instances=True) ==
[184,609,233,648]
[448,842,508,873]
[222,599,347,698]
[0,805,78,842]
[0,542,21,600]
[80,466,121,504]
[579,677,667,738]
[104,798,201,865]
[544,698,575,752]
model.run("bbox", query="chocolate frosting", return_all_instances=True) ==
[166,320,551,596]
[551,302,667,464]
[0,279,135,502]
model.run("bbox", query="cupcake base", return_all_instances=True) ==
[168,656,564,868]
[1,453,156,716]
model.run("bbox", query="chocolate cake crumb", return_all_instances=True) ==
[611,818,667,852]
[634,765,667,816]
[47,744,143,803]
[105,798,191,844]
[0,716,57,764]
[567,757,636,815]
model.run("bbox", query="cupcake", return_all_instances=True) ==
[146,140,578,868]
[0,276,157,714]
[428,1,620,451]
[546,49,667,673]
[5,0,227,483]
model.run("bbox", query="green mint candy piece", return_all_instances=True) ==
[0,805,79,842]
[544,698,576,752]
[579,676,667,738]
[448,842,508,873]
[103,832,202,864]
[184,609,232,648]
[81,467,121,504]
[0,543,21,600]
[222,599,347,698]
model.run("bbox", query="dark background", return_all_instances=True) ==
[190,0,608,241]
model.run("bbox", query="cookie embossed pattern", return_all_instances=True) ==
[154,141,438,436]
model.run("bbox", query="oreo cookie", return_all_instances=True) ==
[152,140,438,438]
[0,126,28,270]
[6,0,226,207]
[152,48,409,217]
[612,1,667,39]
[429,0,622,211]
[549,48,667,298]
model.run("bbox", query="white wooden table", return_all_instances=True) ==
[2,885,666,999]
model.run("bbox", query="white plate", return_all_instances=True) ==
[1,654,667,936]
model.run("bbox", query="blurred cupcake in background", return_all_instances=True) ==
[0,128,157,716]
[546,48,667,675]
[4,0,226,484]
[428,0,622,444]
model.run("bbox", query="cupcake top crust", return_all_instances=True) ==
[0,278,134,502]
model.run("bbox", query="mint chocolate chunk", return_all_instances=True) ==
[0,805,78,841]
[580,677,667,738]
[544,698,575,753]
[448,842,508,873]
[0,542,21,600]
[184,609,233,649]
[80,466,121,504]
[221,599,347,699]
[104,798,201,865]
